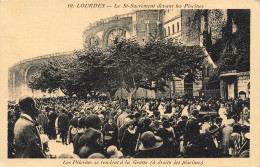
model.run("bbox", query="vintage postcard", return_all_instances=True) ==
[0,0,259,166]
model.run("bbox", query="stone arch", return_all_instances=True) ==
[102,26,131,45]
[83,35,101,48]
[24,65,40,85]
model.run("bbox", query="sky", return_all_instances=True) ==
[0,0,133,67]
[0,0,258,68]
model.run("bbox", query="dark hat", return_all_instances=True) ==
[181,115,188,120]
[78,117,86,128]
[162,120,170,129]
[143,118,151,125]
[85,114,101,129]
[139,131,163,151]
[161,116,168,122]
[168,118,174,124]
[191,110,199,116]
[134,112,141,118]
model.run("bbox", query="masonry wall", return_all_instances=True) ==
[237,72,250,98]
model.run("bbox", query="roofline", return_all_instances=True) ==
[9,51,73,70]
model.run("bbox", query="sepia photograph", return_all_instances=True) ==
[1,0,259,166]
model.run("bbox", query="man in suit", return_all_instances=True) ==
[14,96,46,158]
[57,109,70,145]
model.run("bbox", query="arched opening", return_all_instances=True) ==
[105,28,131,45]
[25,65,40,85]
[86,36,100,48]
[184,74,194,97]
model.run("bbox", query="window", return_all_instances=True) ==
[168,26,170,36]
[177,22,180,32]
[172,24,175,34]
[163,28,166,37]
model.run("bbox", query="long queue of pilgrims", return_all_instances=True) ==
[8,96,250,158]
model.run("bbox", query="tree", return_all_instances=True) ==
[74,48,108,98]
[29,49,109,99]
[103,38,205,105]
[28,58,63,94]
[28,55,82,97]
[28,38,206,104]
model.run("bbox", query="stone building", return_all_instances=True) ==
[8,9,250,100]
[219,71,250,100]
[8,52,72,101]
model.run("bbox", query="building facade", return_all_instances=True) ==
[9,9,249,100]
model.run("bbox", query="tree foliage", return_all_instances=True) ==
[28,38,206,102]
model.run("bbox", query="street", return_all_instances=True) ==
[48,139,74,157]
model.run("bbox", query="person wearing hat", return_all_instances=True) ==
[214,117,224,143]
[68,112,80,144]
[120,120,138,157]
[78,114,102,151]
[185,110,200,145]
[58,109,70,145]
[141,118,153,134]
[195,125,221,158]
[78,129,106,158]
[107,145,123,158]
[103,118,118,148]
[48,108,58,140]
[200,115,211,134]
[79,110,86,118]
[134,131,165,158]
[14,96,46,158]
[157,120,178,157]
[38,108,49,135]
[175,115,188,140]
[73,117,86,155]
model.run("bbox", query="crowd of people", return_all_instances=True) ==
[8,95,250,158]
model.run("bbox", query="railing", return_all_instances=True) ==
[10,51,74,69]
[85,12,133,30]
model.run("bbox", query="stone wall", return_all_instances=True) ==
[8,52,71,101]
[181,10,202,46]
[237,72,250,98]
